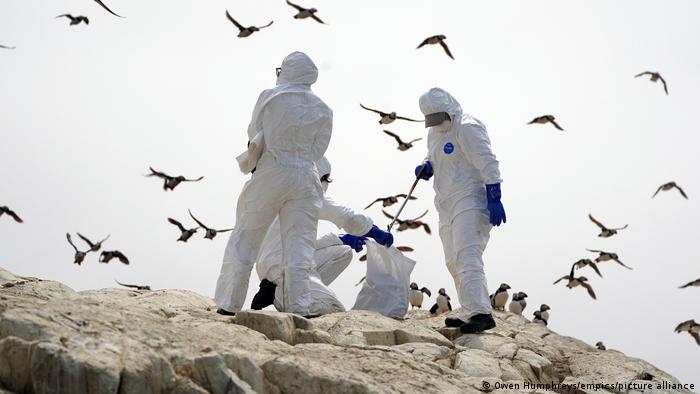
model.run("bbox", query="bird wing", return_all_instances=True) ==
[549,119,565,131]
[115,280,138,289]
[94,0,124,18]
[613,258,633,270]
[147,166,169,179]
[421,287,431,297]
[396,246,414,252]
[77,233,96,248]
[354,276,366,287]
[679,279,699,289]
[652,185,664,198]
[364,198,383,210]
[581,282,597,300]
[98,234,111,245]
[586,248,603,254]
[407,138,423,144]
[438,39,454,59]
[692,332,700,346]
[258,21,274,29]
[82,16,90,24]
[310,14,325,24]
[611,224,629,231]
[674,184,688,199]
[216,228,235,233]
[395,115,422,122]
[168,217,186,232]
[382,129,404,145]
[66,233,78,252]
[553,276,569,285]
[416,37,430,49]
[382,210,396,220]
[412,210,429,221]
[286,0,306,11]
[422,223,432,234]
[188,210,211,230]
[5,208,23,223]
[56,14,72,19]
[359,254,367,262]
[183,176,204,182]
[634,71,652,78]
[225,10,245,30]
[114,251,130,265]
[360,104,386,116]
[588,261,603,278]
[659,75,668,95]
[588,214,606,230]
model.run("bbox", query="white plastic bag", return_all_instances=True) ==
[352,241,416,319]
[235,131,265,174]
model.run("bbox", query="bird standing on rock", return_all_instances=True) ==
[489,283,511,311]
[508,292,528,315]
[429,288,452,314]
[538,304,551,323]
[596,341,607,350]
[409,282,431,309]
[533,310,548,326]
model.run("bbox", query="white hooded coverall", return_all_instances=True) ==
[419,87,502,321]
[256,157,374,315]
[214,52,332,316]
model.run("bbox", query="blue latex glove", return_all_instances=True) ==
[486,183,507,226]
[414,161,433,181]
[339,234,368,252]
[363,225,394,247]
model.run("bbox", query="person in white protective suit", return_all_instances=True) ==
[413,87,507,334]
[214,52,333,317]
[249,157,394,315]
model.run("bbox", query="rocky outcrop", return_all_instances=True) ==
[0,267,690,393]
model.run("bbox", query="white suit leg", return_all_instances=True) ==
[214,181,280,312]
[439,210,492,320]
[314,244,353,285]
[279,196,321,315]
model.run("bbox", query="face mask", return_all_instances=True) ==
[425,112,451,128]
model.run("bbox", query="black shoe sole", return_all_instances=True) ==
[445,317,467,328]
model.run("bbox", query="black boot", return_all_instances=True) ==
[250,279,277,310]
[459,313,496,334]
[445,317,468,327]
[216,308,236,316]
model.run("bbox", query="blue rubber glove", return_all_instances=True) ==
[414,161,433,181]
[486,183,507,226]
[363,225,394,247]
[339,234,368,252]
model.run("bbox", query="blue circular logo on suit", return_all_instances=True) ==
[443,142,454,154]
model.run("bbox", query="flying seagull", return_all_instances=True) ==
[364,194,416,210]
[100,250,130,265]
[382,210,431,234]
[146,167,204,191]
[417,35,454,60]
[635,71,668,95]
[652,182,687,199]
[382,130,422,151]
[56,14,89,25]
[66,233,89,266]
[588,214,628,238]
[167,218,199,242]
[0,206,23,223]
[115,280,151,291]
[286,0,325,24]
[77,233,110,252]
[360,104,422,125]
[528,115,564,131]
[225,10,273,38]
[189,210,233,239]
[94,0,124,18]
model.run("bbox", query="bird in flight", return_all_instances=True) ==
[189,210,233,240]
[286,1,325,24]
[0,206,23,223]
[588,214,628,238]
[635,71,668,95]
[56,14,90,26]
[417,35,454,60]
[364,194,416,210]
[94,0,124,18]
[360,104,422,125]
[382,130,422,151]
[146,167,204,191]
[652,182,687,199]
[225,10,273,38]
[528,115,564,131]
[383,210,431,234]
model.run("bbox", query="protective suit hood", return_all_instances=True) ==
[419,87,463,126]
[277,52,319,86]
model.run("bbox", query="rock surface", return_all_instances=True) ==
[0,267,690,394]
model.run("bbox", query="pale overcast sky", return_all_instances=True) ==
[1,0,699,385]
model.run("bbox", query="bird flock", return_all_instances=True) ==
[1,2,696,348]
